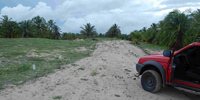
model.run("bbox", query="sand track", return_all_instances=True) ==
[0,40,199,100]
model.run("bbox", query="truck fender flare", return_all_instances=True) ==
[142,60,166,86]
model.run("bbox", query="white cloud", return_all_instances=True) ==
[159,5,167,8]
[1,4,32,21]
[60,0,164,33]
[0,2,54,21]
[30,2,54,21]
[0,0,200,34]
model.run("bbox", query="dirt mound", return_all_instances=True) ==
[0,40,199,100]
[74,47,88,52]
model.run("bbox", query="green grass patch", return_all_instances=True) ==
[91,70,98,76]
[53,96,62,99]
[0,38,99,89]
[131,42,168,55]
[78,67,85,70]
[132,42,167,50]
[71,63,77,66]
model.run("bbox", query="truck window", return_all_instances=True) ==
[187,46,200,66]
[178,47,195,55]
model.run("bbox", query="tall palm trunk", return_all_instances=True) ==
[177,29,184,49]
[25,30,28,37]
[22,32,24,37]
[9,32,12,38]
[8,28,13,38]
[37,25,40,37]
[87,32,89,37]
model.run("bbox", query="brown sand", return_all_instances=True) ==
[0,40,199,100]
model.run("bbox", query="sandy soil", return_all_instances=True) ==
[0,40,199,100]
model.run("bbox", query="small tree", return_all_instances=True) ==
[129,31,142,44]
[80,23,96,38]
[105,24,121,38]
[52,25,61,40]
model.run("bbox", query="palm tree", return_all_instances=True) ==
[147,23,158,43]
[0,15,11,38]
[0,25,3,38]
[32,16,46,37]
[45,19,56,39]
[19,20,33,37]
[52,25,61,40]
[80,23,96,38]
[0,15,18,38]
[141,27,147,32]
[160,10,190,49]
[106,24,121,38]
[47,19,55,30]
[129,30,142,44]
[0,15,11,25]
[184,9,200,45]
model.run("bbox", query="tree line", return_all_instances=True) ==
[0,15,122,40]
[1,9,200,49]
[0,15,62,39]
[129,9,200,49]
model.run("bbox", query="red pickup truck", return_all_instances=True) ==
[136,42,200,92]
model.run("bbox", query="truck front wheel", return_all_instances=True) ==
[141,70,162,93]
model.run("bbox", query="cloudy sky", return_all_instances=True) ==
[0,0,200,34]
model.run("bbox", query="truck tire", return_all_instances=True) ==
[141,70,162,93]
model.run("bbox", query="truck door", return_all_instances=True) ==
[170,46,200,89]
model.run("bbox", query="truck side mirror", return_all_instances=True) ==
[163,50,171,57]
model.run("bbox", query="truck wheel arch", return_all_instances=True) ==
[140,60,166,87]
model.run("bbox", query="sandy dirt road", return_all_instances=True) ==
[0,40,199,100]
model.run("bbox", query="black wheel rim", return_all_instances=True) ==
[146,77,154,86]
